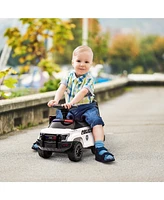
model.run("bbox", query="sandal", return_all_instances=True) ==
[95,147,115,163]
[31,142,39,151]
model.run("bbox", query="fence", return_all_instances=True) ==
[0,78,128,135]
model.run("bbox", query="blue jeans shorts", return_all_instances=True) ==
[56,102,104,128]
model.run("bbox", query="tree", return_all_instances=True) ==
[89,31,110,64]
[109,34,139,74]
[88,19,110,64]
[0,68,17,99]
[134,35,158,73]
[54,18,111,66]
[153,36,164,72]
[54,18,82,65]
[4,18,75,75]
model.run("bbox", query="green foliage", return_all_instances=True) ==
[38,58,60,76]
[89,31,110,64]
[0,68,17,99]
[4,18,164,78]
[4,18,75,74]
[10,88,32,98]
[39,79,61,93]
[88,19,110,64]
[109,33,164,74]
[134,35,158,73]
[3,77,18,88]
[110,58,134,74]
[53,18,83,64]
[0,67,16,78]
[132,66,144,74]
[153,36,164,72]
[54,18,111,65]
[0,68,18,99]
[0,91,7,99]
[109,34,139,73]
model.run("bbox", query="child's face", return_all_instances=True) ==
[72,51,93,77]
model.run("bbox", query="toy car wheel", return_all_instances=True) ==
[38,148,52,159]
[67,141,83,162]
[91,146,95,154]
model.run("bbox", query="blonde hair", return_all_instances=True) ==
[72,45,93,60]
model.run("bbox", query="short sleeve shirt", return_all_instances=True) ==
[61,70,95,105]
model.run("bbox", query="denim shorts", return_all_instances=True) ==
[56,102,104,128]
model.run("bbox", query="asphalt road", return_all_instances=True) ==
[0,86,164,182]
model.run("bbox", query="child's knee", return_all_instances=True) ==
[86,116,104,128]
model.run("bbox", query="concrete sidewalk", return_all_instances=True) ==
[0,87,164,181]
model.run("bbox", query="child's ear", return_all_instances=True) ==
[72,60,74,66]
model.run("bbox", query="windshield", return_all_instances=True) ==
[49,121,75,129]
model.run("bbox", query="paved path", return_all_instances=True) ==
[0,87,164,182]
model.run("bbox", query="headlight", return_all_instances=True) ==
[61,134,70,141]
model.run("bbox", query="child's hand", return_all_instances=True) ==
[47,100,58,107]
[61,103,73,109]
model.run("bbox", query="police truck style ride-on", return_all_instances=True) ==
[36,104,96,162]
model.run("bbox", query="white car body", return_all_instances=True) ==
[39,126,94,148]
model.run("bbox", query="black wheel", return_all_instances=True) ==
[38,148,52,159]
[91,146,95,154]
[67,141,83,162]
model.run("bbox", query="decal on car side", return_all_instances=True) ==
[81,129,92,135]
[86,135,89,141]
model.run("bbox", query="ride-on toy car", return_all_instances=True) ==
[36,104,96,162]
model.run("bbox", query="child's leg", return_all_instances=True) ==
[31,141,39,151]
[92,124,104,141]
[76,104,115,163]
[93,125,115,163]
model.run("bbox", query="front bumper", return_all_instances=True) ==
[37,138,73,152]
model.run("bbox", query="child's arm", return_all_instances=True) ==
[47,84,66,107]
[62,88,89,109]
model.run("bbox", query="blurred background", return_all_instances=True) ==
[0,18,164,99]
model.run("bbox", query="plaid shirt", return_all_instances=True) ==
[61,71,95,105]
